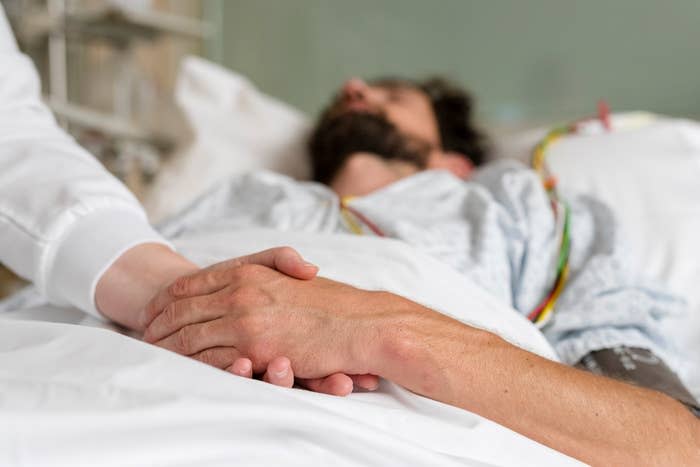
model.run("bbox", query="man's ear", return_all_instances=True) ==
[439,152,474,179]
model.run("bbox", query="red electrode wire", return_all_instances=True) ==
[342,204,386,237]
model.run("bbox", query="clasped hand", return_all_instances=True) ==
[141,247,379,396]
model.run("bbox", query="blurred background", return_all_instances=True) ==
[218,0,700,124]
[1,0,700,298]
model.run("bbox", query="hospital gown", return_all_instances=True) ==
[159,160,684,367]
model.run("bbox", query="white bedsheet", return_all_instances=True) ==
[0,230,581,466]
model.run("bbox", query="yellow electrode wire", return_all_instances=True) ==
[534,263,570,327]
[340,196,364,235]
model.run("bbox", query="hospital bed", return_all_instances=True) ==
[2,57,699,466]
[149,57,700,401]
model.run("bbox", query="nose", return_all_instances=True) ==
[340,78,369,103]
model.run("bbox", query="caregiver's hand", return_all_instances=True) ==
[141,247,378,396]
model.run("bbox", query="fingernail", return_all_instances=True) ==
[304,261,317,268]
[239,360,252,373]
[273,367,289,379]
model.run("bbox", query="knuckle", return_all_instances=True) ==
[222,288,244,307]
[162,302,180,326]
[168,275,192,298]
[174,326,193,354]
[204,270,223,290]
[238,312,264,336]
[237,263,268,278]
[196,348,215,366]
[226,258,244,270]
[196,348,223,368]
[229,286,269,308]
[227,266,248,283]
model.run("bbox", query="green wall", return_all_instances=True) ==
[208,0,700,125]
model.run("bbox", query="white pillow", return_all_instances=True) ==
[144,57,312,222]
[512,115,700,397]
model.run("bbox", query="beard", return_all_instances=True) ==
[308,110,431,184]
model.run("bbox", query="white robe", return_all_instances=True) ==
[0,5,167,316]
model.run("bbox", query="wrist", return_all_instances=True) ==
[95,243,198,330]
[353,291,433,377]
[359,292,495,403]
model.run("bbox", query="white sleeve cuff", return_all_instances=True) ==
[42,208,171,319]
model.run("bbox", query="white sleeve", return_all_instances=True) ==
[0,6,170,317]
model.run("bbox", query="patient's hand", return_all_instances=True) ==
[141,247,378,396]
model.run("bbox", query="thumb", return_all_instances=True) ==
[234,246,318,280]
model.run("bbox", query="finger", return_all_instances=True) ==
[223,247,318,281]
[204,247,318,277]
[298,373,354,396]
[141,247,318,329]
[351,374,380,391]
[227,357,253,378]
[188,247,318,296]
[140,270,207,330]
[153,317,237,356]
[263,356,294,388]
[190,346,241,369]
[143,294,223,343]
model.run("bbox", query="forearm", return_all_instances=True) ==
[367,293,700,466]
[95,243,198,331]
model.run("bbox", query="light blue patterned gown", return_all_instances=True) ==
[159,160,685,368]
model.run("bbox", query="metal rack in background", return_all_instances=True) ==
[4,0,216,195]
[0,0,220,300]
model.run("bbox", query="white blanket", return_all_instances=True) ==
[0,230,580,466]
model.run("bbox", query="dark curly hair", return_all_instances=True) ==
[417,77,489,166]
[308,76,489,184]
